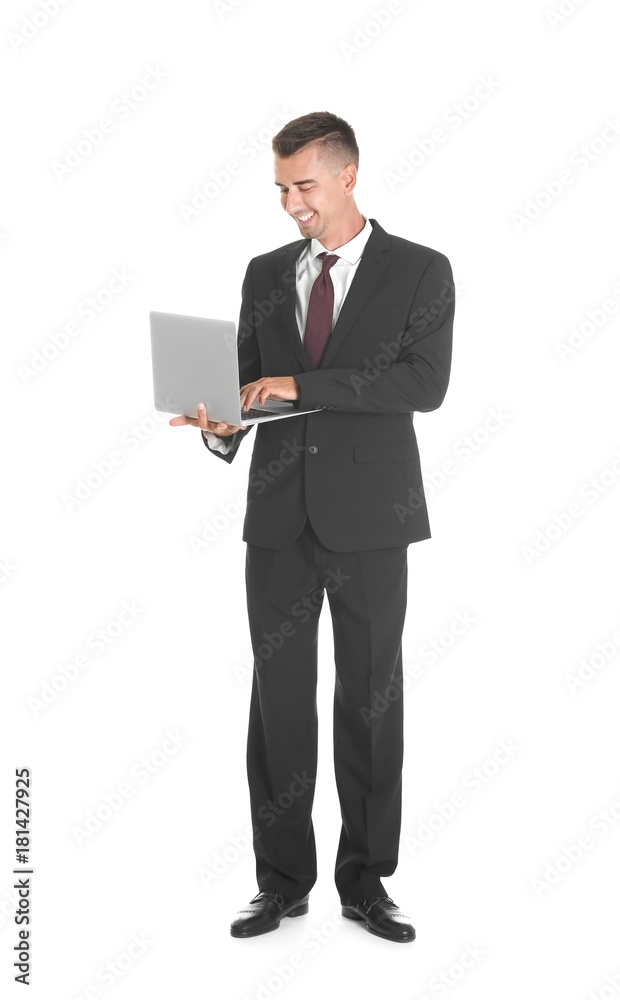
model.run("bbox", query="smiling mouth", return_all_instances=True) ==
[295,212,315,225]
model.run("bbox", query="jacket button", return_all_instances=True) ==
[308,445,318,454]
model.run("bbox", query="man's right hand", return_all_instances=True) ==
[169,402,246,436]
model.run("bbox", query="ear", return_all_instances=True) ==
[340,162,357,196]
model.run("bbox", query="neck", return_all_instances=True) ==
[320,210,366,251]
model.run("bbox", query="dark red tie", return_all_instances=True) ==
[303,252,339,369]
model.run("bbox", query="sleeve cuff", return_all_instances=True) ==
[202,429,234,455]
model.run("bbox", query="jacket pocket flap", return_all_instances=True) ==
[354,440,412,463]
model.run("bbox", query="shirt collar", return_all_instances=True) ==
[307,216,372,265]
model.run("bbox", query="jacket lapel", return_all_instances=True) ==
[275,238,309,371]
[320,219,391,369]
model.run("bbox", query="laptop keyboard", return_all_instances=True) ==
[241,407,280,419]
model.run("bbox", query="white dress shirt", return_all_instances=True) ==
[204,216,372,455]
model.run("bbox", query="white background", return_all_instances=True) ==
[2,0,620,997]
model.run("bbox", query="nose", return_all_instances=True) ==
[285,192,305,216]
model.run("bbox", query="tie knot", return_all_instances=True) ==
[317,252,339,272]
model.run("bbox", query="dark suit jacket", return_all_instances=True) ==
[201,218,454,551]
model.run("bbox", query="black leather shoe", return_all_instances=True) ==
[230,890,309,938]
[342,896,415,942]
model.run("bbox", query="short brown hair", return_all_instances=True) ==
[272,111,359,173]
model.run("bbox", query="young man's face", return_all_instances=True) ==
[274,145,354,244]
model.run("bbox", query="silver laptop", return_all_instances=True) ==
[150,311,318,426]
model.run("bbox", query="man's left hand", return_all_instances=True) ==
[240,376,299,411]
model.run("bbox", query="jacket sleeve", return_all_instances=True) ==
[200,260,260,464]
[293,252,454,414]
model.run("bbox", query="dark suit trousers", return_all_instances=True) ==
[245,514,408,904]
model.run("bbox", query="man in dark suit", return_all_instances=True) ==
[171,112,454,942]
